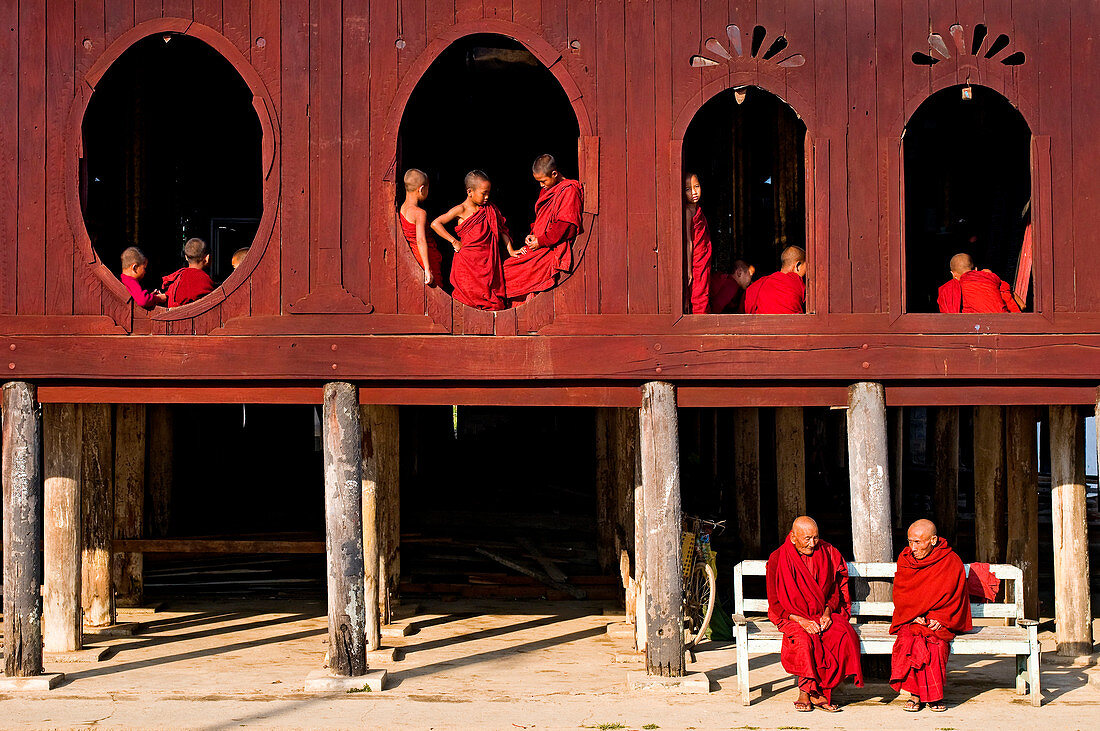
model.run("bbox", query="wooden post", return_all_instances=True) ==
[932,407,960,544]
[890,408,904,528]
[146,405,173,538]
[612,408,637,606]
[360,406,382,652]
[81,403,115,628]
[595,407,615,573]
[973,406,1007,564]
[632,416,646,648]
[774,406,806,538]
[3,382,44,677]
[322,383,367,677]
[362,405,399,625]
[639,382,684,677]
[847,383,893,601]
[43,404,83,653]
[1006,406,1039,619]
[733,408,762,558]
[113,404,145,607]
[1048,406,1092,657]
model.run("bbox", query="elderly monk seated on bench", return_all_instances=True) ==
[890,519,973,713]
[766,516,863,713]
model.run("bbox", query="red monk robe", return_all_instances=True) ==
[937,270,1021,313]
[890,539,972,704]
[503,178,583,299]
[450,203,508,311]
[399,212,444,285]
[162,267,215,307]
[687,206,713,314]
[744,270,806,314]
[767,539,864,704]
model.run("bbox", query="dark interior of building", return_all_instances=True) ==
[397,33,580,295]
[904,84,1032,312]
[82,34,263,288]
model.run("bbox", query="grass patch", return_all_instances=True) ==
[642,725,660,730]
[582,724,625,730]
[345,685,372,694]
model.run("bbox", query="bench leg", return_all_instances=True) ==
[1015,656,1028,695]
[1028,645,1041,707]
[735,627,750,706]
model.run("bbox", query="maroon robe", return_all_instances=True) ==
[162,267,215,307]
[687,205,713,314]
[744,270,806,314]
[766,539,864,703]
[937,270,1021,313]
[399,212,443,285]
[503,178,582,299]
[450,204,507,311]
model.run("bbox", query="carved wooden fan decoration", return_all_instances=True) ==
[689,24,806,69]
[912,23,1025,66]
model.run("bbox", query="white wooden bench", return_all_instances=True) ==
[732,560,1040,707]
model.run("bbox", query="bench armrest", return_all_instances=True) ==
[1018,619,1039,627]
[731,614,748,626]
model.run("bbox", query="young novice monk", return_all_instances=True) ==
[503,154,583,301]
[120,246,167,309]
[161,237,216,307]
[398,168,444,286]
[718,259,756,314]
[744,246,807,314]
[683,172,713,314]
[936,253,1022,313]
[431,170,510,310]
[230,247,250,270]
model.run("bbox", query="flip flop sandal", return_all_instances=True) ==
[793,701,813,712]
[928,703,947,712]
[903,699,923,712]
[813,702,841,712]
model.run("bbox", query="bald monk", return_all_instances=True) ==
[890,519,972,713]
[399,168,445,286]
[503,154,583,301]
[744,246,807,314]
[936,253,1022,313]
[716,259,755,313]
[766,516,863,712]
[431,170,510,310]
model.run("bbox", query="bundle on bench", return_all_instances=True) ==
[732,560,1040,707]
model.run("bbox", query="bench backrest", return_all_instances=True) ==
[733,559,1024,621]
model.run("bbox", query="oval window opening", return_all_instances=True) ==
[682,86,807,314]
[82,34,262,308]
[903,85,1032,313]
[397,34,581,309]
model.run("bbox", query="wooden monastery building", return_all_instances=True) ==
[2,0,1098,687]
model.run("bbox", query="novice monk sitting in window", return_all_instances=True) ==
[399,168,444,287]
[744,246,807,314]
[230,247,250,270]
[936,253,1023,313]
[682,172,743,314]
[162,237,216,307]
[120,246,167,309]
[431,170,510,311]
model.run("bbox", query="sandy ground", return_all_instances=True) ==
[1,600,1097,730]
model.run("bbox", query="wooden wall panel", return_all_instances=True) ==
[310,0,342,293]
[193,0,221,30]
[367,0,400,314]
[0,2,19,315]
[17,0,47,315]
[134,1,162,26]
[594,0,628,314]
[625,0,657,314]
[222,1,253,56]
[279,0,310,307]
[342,0,373,309]
[45,0,75,316]
[1040,2,1074,312]
[1070,0,1100,311]
[249,0,281,316]
[104,0,136,47]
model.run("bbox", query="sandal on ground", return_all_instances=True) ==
[793,701,813,712]
[903,699,922,712]
[812,701,841,712]
[928,702,947,712]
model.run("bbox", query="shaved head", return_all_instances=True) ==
[789,515,820,556]
[403,168,429,192]
[532,154,559,176]
[950,252,975,275]
[733,258,755,289]
[464,169,490,191]
[781,245,807,269]
[907,519,939,560]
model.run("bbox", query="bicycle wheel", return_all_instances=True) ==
[683,561,717,647]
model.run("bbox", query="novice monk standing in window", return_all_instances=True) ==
[683,173,742,314]
[399,168,444,287]
[120,246,167,309]
[431,170,509,311]
[162,237,216,307]
[503,154,583,302]
[744,245,807,314]
[936,253,1022,313]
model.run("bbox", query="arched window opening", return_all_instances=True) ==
[903,85,1032,313]
[82,34,262,305]
[682,86,807,314]
[397,34,580,306]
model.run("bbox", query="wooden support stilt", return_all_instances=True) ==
[3,382,44,677]
[774,406,806,538]
[973,406,1007,564]
[43,404,83,654]
[595,407,616,573]
[362,405,399,625]
[1006,406,1039,619]
[613,408,637,608]
[360,406,382,652]
[639,382,684,677]
[632,417,646,648]
[81,403,115,628]
[146,405,173,539]
[890,408,904,528]
[1048,405,1092,657]
[323,383,367,677]
[113,404,145,607]
[733,408,762,558]
[932,407,960,544]
[846,383,893,602]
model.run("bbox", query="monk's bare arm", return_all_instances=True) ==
[684,207,695,285]
[431,205,465,251]
[412,209,434,284]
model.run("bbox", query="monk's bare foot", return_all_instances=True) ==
[903,698,922,712]
[928,702,947,712]
[810,695,840,712]
[794,691,813,712]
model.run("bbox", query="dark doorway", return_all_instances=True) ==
[682,86,807,311]
[82,34,263,291]
[903,85,1032,312]
[397,34,580,297]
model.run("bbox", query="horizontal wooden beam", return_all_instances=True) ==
[111,539,325,554]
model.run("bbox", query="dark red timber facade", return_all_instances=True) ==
[1,1,1097,685]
